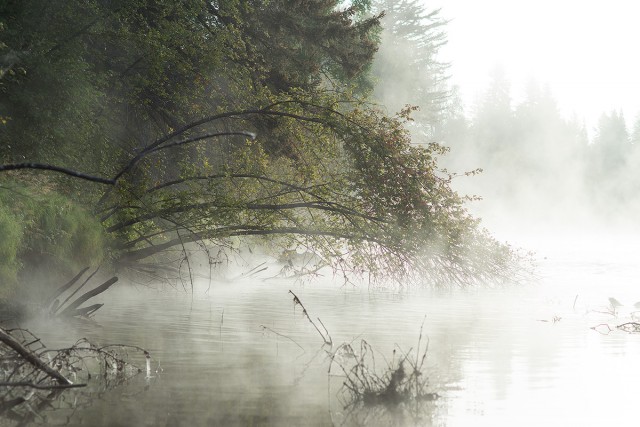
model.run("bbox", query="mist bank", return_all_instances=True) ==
[433,75,640,237]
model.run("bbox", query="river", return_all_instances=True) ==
[18,233,640,426]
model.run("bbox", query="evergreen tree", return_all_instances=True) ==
[631,115,640,146]
[472,66,513,155]
[370,0,449,139]
[591,110,630,174]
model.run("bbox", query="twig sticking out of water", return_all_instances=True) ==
[220,308,224,352]
[259,325,305,352]
[288,290,332,346]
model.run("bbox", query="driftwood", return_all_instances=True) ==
[58,276,118,317]
[44,267,118,318]
[54,267,99,312]
[0,328,72,385]
[44,266,90,307]
[66,303,104,318]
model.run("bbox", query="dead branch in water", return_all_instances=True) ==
[288,290,332,346]
[44,267,91,307]
[591,322,640,334]
[616,322,640,333]
[58,276,118,317]
[0,328,72,386]
[46,268,118,318]
[0,328,152,424]
[0,381,86,390]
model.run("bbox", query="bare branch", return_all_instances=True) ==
[0,381,86,390]
[118,225,389,263]
[105,98,355,192]
[147,131,256,155]
[0,328,72,385]
[58,277,118,317]
[0,163,115,185]
[106,200,384,233]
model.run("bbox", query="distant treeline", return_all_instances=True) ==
[433,72,640,224]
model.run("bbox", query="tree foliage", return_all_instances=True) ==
[0,1,519,287]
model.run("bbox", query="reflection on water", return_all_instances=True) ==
[18,237,640,426]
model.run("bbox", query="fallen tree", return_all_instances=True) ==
[0,1,524,287]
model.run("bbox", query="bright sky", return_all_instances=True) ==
[430,0,640,132]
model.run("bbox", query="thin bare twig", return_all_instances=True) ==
[288,290,332,346]
[259,325,305,352]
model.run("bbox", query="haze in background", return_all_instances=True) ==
[397,0,640,238]
[433,0,640,134]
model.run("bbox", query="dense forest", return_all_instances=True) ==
[0,0,523,302]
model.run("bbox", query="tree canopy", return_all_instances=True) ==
[0,0,519,288]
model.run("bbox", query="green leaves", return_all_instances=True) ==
[0,0,518,287]
[0,180,108,293]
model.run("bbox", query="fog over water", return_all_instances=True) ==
[427,1,640,414]
[27,236,640,426]
[7,2,640,426]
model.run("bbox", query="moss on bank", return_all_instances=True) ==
[0,204,22,298]
[0,179,109,299]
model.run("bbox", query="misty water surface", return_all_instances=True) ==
[22,234,640,427]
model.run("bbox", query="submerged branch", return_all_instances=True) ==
[259,325,305,352]
[1,329,151,423]
[58,277,118,317]
[0,328,72,385]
